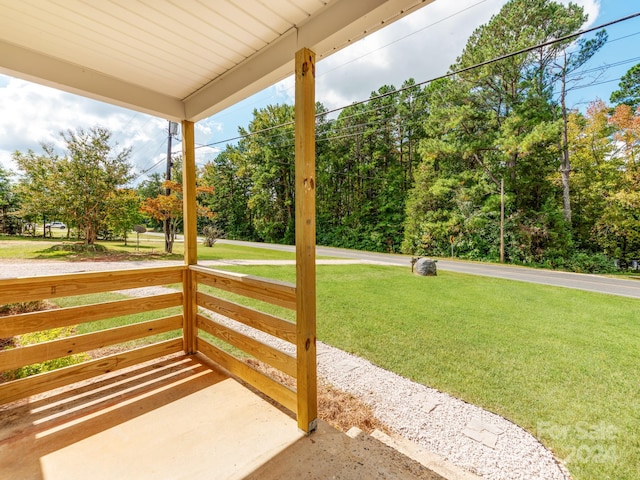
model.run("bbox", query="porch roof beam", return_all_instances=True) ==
[0,40,185,121]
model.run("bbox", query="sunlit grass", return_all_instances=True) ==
[205,264,639,480]
[0,234,296,261]
[3,239,637,479]
[53,292,183,349]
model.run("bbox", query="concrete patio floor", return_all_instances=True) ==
[0,353,443,479]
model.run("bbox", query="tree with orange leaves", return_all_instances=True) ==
[587,103,640,261]
[141,180,213,253]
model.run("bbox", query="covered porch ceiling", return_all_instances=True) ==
[0,0,434,123]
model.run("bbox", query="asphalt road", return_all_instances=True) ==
[218,239,640,299]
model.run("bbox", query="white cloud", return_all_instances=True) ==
[0,79,68,162]
[196,118,223,137]
[0,75,173,181]
[314,0,508,110]
[195,145,221,166]
[312,0,602,111]
[571,0,601,27]
[0,0,606,176]
[274,77,295,104]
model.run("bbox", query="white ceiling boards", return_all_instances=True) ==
[0,0,434,122]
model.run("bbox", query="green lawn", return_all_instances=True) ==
[0,234,296,261]
[205,264,639,480]
[54,292,183,348]
[4,238,638,479]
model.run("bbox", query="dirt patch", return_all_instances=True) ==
[70,251,180,262]
[0,300,56,316]
[245,358,387,434]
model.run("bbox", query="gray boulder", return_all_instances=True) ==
[414,257,437,276]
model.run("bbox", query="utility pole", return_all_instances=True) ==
[166,121,173,190]
[164,121,178,253]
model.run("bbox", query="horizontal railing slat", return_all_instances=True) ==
[196,291,295,344]
[191,265,296,310]
[197,338,296,413]
[0,293,183,338]
[0,339,183,405]
[196,314,295,377]
[0,266,185,304]
[0,315,183,372]
[0,263,304,416]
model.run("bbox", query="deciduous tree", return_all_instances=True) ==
[141,180,213,253]
[105,189,143,245]
[0,166,17,234]
[13,146,61,237]
[610,63,640,109]
[59,127,133,244]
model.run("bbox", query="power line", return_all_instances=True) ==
[564,55,640,80]
[247,1,493,108]
[316,13,640,121]
[319,0,491,79]
[132,157,166,182]
[604,29,640,45]
[568,76,626,92]
[199,11,640,151]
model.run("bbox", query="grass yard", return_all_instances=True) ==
[2,238,637,479]
[0,234,296,261]
[204,264,639,480]
[53,292,183,349]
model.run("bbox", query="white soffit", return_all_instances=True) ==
[0,0,433,122]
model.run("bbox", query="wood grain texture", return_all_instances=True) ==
[0,266,185,304]
[196,314,295,377]
[191,265,296,310]
[0,292,182,337]
[0,339,183,405]
[0,315,183,371]
[197,338,296,413]
[182,120,198,267]
[294,46,318,433]
[196,291,296,343]
[183,268,197,354]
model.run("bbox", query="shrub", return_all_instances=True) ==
[48,242,108,252]
[567,252,617,274]
[202,226,225,247]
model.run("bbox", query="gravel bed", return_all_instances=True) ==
[204,308,569,480]
[317,345,569,480]
[0,260,569,479]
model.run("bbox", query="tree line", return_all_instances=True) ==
[203,0,640,271]
[1,0,638,271]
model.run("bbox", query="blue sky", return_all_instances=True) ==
[1,0,637,183]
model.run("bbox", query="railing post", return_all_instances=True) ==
[294,47,318,433]
[182,120,197,354]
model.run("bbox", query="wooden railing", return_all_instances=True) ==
[0,266,185,404]
[0,264,316,431]
[191,266,299,413]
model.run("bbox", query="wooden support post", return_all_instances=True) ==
[294,47,318,434]
[182,120,197,354]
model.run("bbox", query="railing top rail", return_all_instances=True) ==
[190,265,296,311]
[0,265,186,304]
[189,265,294,289]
